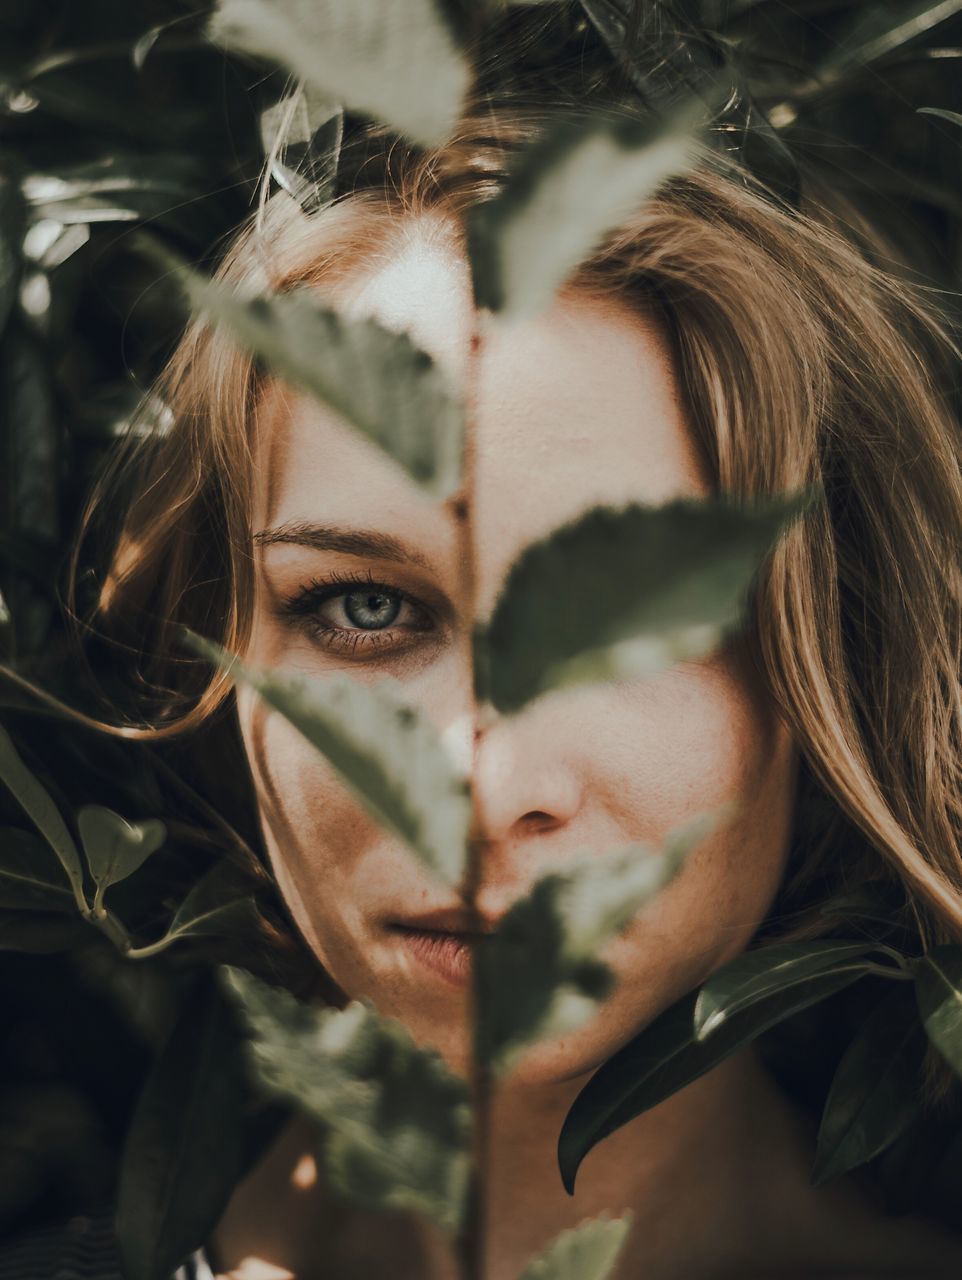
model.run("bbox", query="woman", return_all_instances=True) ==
[8,88,962,1277]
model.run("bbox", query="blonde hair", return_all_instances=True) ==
[80,104,962,986]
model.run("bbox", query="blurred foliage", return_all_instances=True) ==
[1,0,962,1267]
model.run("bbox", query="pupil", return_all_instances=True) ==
[344,588,401,629]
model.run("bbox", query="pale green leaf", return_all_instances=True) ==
[468,100,708,321]
[477,814,714,1075]
[208,0,469,147]
[76,805,166,894]
[517,1214,632,1280]
[915,945,962,1078]
[186,633,471,885]
[478,494,810,714]
[177,268,463,497]
[0,724,86,907]
[223,966,471,1232]
[918,106,962,128]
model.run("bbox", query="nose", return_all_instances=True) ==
[470,702,583,852]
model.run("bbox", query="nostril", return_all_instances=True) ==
[519,810,562,834]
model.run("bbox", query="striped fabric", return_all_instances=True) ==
[0,1211,215,1279]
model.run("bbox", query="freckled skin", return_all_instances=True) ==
[235,221,798,1081]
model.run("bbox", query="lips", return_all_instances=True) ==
[388,906,499,987]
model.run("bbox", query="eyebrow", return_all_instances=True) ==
[253,520,433,571]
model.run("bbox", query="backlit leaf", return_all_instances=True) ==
[467,99,708,321]
[517,1214,632,1280]
[0,724,85,907]
[558,965,874,1192]
[156,857,260,950]
[186,633,471,885]
[223,966,471,1232]
[76,805,166,895]
[693,940,886,1039]
[812,982,924,1186]
[116,977,251,1280]
[478,494,810,714]
[915,945,962,1078]
[177,267,464,497]
[209,0,469,147]
[478,815,713,1075]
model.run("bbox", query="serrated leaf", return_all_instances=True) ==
[478,494,810,714]
[478,815,713,1075]
[558,965,872,1192]
[185,633,470,885]
[915,945,962,1078]
[76,805,166,895]
[223,966,471,1232]
[0,827,75,910]
[517,1213,632,1280]
[693,940,884,1039]
[918,106,962,127]
[174,265,463,497]
[116,977,251,1280]
[0,724,85,907]
[812,983,924,1186]
[467,100,707,321]
[208,0,469,148]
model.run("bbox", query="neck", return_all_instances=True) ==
[210,1046,832,1280]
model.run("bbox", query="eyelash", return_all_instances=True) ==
[279,568,436,658]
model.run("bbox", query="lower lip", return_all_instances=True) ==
[393,927,478,987]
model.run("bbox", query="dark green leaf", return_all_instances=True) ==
[76,806,166,896]
[478,815,714,1074]
[693,940,886,1039]
[479,494,810,713]
[915,945,962,1078]
[116,977,251,1280]
[812,983,924,1186]
[169,263,464,497]
[0,908,86,952]
[0,826,75,910]
[517,1213,632,1280]
[468,100,708,320]
[154,857,260,950]
[0,173,24,338]
[209,0,469,147]
[0,725,85,907]
[223,966,471,1232]
[558,966,871,1192]
[186,634,471,885]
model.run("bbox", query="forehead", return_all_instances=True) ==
[253,219,710,615]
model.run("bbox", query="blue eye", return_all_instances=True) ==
[280,569,435,658]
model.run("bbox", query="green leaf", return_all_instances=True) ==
[517,1214,632,1280]
[918,106,962,128]
[76,806,166,896]
[812,983,924,1186]
[467,99,708,321]
[155,857,260,950]
[693,940,886,1039]
[173,266,464,497]
[208,0,469,148]
[0,909,86,953]
[185,633,471,885]
[223,966,471,1232]
[558,966,872,1193]
[116,977,252,1280]
[0,827,76,910]
[915,945,962,1078]
[478,815,714,1075]
[0,725,86,908]
[478,494,810,713]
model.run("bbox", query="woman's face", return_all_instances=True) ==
[236,221,798,1081]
